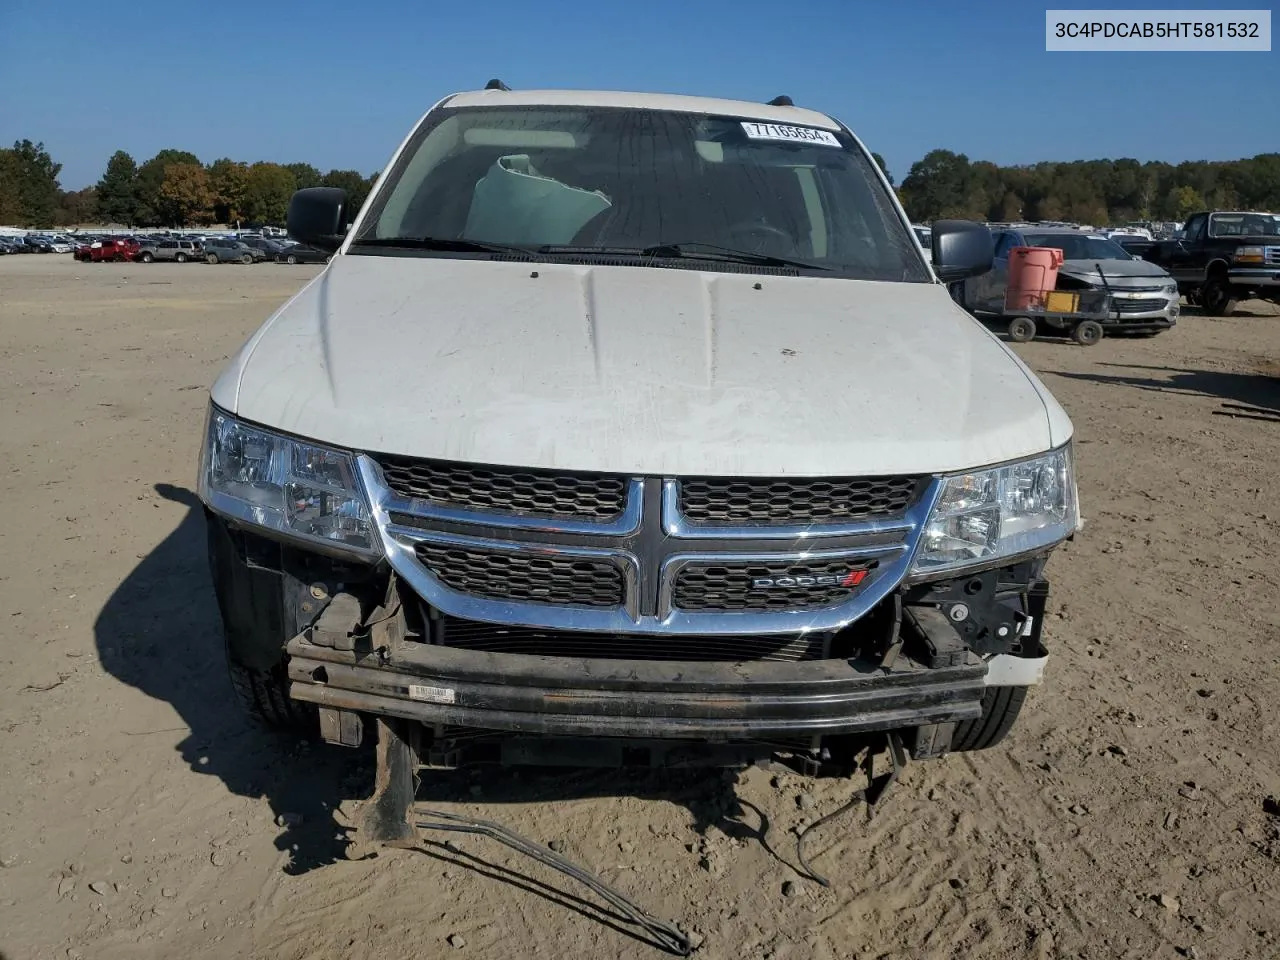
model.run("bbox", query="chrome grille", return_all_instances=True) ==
[672,558,875,611]
[1114,298,1168,314]
[1265,246,1280,266]
[678,476,921,525]
[414,543,625,608]
[376,455,627,521]
[439,617,826,662]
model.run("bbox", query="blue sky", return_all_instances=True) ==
[1,0,1275,189]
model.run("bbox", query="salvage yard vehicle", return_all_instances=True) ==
[961,227,1179,335]
[198,85,1081,846]
[274,242,330,264]
[136,238,200,263]
[203,237,267,264]
[1142,210,1280,315]
[75,237,139,262]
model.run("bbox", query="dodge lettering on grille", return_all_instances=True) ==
[752,569,868,590]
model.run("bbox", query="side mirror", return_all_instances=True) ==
[287,187,348,252]
[930,220,994,283]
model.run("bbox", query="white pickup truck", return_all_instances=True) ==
[198,85,1079,840]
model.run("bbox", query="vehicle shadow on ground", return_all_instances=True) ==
[1050,362,1280,417]
[93,483,362,876]
[93,485,799,886]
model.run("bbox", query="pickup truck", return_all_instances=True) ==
[197,85,1080,846]
[1143,210,1280,315]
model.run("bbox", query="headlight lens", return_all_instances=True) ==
[1233,246,1265,264]
[199,407,377,557]
[911,445,1079,576]
[1162,282,1178,297]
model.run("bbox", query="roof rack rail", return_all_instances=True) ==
[767,95,794,107]
[485,78,511,91]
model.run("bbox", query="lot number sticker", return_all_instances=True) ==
[741,122,841,147]
[408,684,456,704]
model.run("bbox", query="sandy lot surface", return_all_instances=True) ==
[1,253,1278,960]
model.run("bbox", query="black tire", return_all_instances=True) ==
[1072,320,1103,346]
[225,651,315,732]
[286,254,297,265]
[1200,277,1237,316]
[240,253,253,265]
[140,251,153,263]
[951,685,1028,752]
[1007,316,1036,342]
[176,253,187,263]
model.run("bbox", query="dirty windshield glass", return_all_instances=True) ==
[353,105,928,281]
[1023,234,1131,260]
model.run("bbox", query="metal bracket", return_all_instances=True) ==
[348,718,420,856]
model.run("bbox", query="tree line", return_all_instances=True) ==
[4,138,1280,230]
[898,149,1280,225]
[0,140,376,228]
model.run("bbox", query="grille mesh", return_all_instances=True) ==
[376,455,627,521]
[439,617,826,662]
[679,476,920,526]
[1114,298,1168,314]
[415,543,625,608]
[672,558,874,611]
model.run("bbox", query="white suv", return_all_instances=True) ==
[198,86,1079,839]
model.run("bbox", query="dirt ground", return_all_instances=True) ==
[1,253,1278,960]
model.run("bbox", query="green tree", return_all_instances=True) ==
[135,149,200,225]
[870,152,893,186]
[55,187,98,226]
[1168,185,1205,219]
[158,163,215,225]
[0,149,21,223]
[243,162,296,224]
[899,149,972,222]
[0,140,62,227]
[208,158,250,224]
[322,169,374,216]
[285,162,323,189]
[95,150,139,225]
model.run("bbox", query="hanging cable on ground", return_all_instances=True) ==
[415,808,694,956]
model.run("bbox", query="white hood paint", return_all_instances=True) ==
[213,255,1071,477]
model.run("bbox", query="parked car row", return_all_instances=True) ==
[60,234,329,265]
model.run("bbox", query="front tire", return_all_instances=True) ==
[176,253,187,263]
[1200,277,1237,316]
[951,685,1028,752]
[240,253,253,265]
[286,254,297,265]
[225,651,314,732]
[206,253,219,264]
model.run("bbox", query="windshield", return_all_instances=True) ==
[1024,234,1131,260]
[353,105,927,281]
[1209,213,1280,237]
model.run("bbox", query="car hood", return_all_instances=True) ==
[1060,257,1171,287]
[213,255,1071,476]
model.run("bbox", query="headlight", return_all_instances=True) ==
[1162,282,1178,297]
[198,407,378,558]
[910,445,1079,577]
[1233,246,1265,264]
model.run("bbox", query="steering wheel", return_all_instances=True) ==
[723,221,795,255]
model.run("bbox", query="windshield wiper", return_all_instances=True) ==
[639,242,829,271]
[352,236,535,257]
[537,241,828,272]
